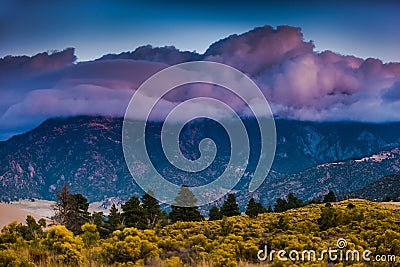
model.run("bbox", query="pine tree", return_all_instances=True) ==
[273,193,303,212]
[169,186,203,223]
[122,196,146,229]
[174,185,198,207]
[53,184,89,235]
[90,212,108,238]
[286,192,303,209]
[274,197,288,212]
[220,194,240,217]
[23,215,43,240]
[106,203,122,233]
[141,190,162,229]
[323,191,337,203]
[209,206,222,220]
[245,197,266,218]
[90,212,104,228]
[66,193,90,235]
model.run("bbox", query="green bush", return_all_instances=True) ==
[0,250,36,267]
[101,227,161,264]
[1,199,400,266]
[41,225,84,265]
[80,223,100,248]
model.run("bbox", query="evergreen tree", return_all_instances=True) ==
[209,206,222,220]
[245,197,266,218]
[220,194,240,217]
[122,196,146,229]
[158,210,170,227]
[267,206,273,213]
[245,198,257,217]
[169,186,203,223]
[90,212,108,238]
[38,218,46,228]
[106,203,122,233]
[90,212,104,228]
[174,185,198,207]
[27,215,44,239]
[255,202,266,213]
[141,190,162,229]
[323,191,337,203]
[274,197,288,212]
[66,193,90,235]
[274,193,303,212]
[16,216,44,240]
[53,184,89,235]
[286,192,303,209]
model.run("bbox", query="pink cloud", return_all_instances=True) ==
[1,25,400,139]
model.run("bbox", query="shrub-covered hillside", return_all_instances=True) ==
[0,199,399,266]
[341,174,400,201]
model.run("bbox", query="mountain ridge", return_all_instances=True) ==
[1,116,399,208]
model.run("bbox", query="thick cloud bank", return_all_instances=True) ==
[1,25,400,139]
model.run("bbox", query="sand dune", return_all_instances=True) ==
[0,198,115,230]
[10,199,55,218]
[0,203,47,228]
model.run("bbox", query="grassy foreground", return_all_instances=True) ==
[1,199,399,266]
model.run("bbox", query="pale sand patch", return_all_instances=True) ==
[1,198,121,230]
[10,198,120,217]
[10,199,55,218]
[0,203,49,228]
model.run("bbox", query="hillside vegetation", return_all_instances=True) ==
[341,174,400,201]
[1,199,399,266]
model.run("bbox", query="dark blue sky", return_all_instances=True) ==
[1,0,399,62]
